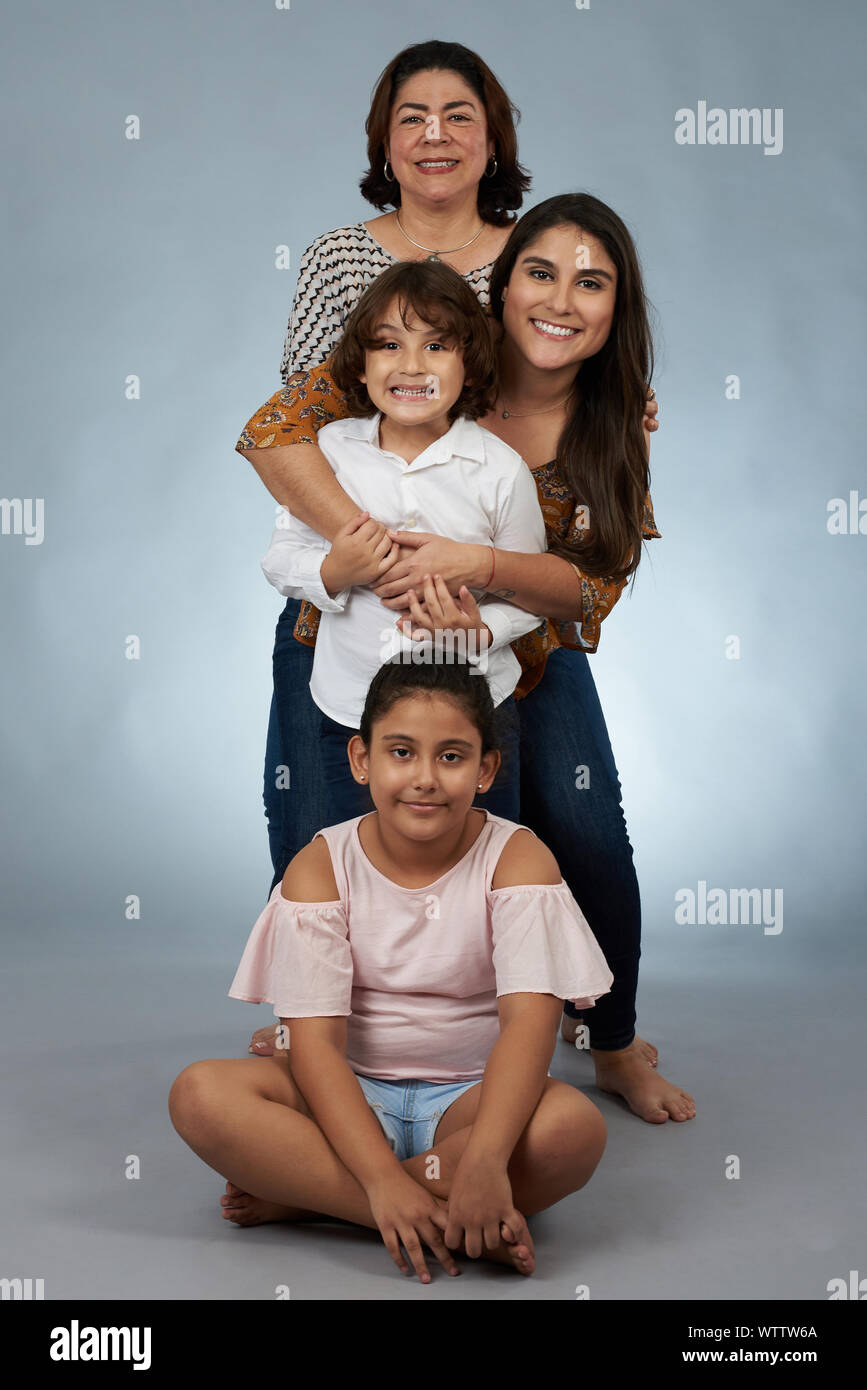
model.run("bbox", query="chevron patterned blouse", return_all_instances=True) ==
[280,223,496,379]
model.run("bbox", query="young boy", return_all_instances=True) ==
[259,260,547,821]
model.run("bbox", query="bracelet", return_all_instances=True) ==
[483,546,496,589]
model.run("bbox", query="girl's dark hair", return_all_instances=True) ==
[329,260,498,421]
[360,40,531,227]
[489,193,654,583]
[359,657,499,756]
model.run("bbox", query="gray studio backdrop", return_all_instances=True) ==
[2,0,865,1299]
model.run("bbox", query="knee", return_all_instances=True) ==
[168,1060,224,1139]
[536,1089,607,1182]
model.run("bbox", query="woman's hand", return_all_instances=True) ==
[371,532,487,607]
[366,1171,459,1283]
[643,388,660,432]
[444,1152,528,1259]
[395,574,491,652]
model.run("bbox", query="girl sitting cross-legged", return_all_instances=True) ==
[169,656,613,1281]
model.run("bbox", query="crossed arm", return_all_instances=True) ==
[240,436,588,622]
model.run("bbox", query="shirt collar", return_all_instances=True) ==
[341,413,487,468]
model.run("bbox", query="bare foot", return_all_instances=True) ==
[560,1013,584,1044]
[593,1042,694,1123]
[248,1023,280,1057]
[219,1180,301,1226]
[479,1219,535,1275]
[561,1014,659,1068]
[432,1197,534,1277]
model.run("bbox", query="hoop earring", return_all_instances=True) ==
[383,159,395,182]
[484,154,498,178]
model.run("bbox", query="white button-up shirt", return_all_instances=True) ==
[261,413,548,727]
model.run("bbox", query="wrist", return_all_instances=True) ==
[363,1161,409,1195]
[459,1136,511,1170]
[473,544,494,589]
[319,553,342,598]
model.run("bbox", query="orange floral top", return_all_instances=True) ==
[236,366,661,700]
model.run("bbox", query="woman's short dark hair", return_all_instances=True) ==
[329,260,499,421]
[359,656,499,756]
[360,40,531,227]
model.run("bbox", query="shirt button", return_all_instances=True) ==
[405,515,418,527]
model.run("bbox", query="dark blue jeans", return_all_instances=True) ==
[264,600,640,1050]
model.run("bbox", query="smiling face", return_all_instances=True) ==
[501,223,618,372]
[348,692,500,841]
[359,295,466,425]
[385,68,494,206]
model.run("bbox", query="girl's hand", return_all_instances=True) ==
[372,532,486,607]
[366,1171,459,1283]
[444,1153,528,1260]
[643,388,660,432]
[395,574,491,651]
[320,511,400,596]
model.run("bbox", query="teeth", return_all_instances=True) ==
[532,319,578,338]
[391,386,428,396]
[418,160,456,168]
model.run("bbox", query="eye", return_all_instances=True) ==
[528,268,554,282]
[425,341,448,352]
[400,115,423,125]
[440,751,463,763]
[577,278,604,291]
[390,746,411,759]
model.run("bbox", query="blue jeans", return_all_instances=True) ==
[516,647,641,1051]
[264,601,640,1051]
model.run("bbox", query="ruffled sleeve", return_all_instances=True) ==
[228,888,352,1019]
[489,881,613,1009]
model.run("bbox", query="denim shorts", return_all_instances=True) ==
[354,1074,482,1161]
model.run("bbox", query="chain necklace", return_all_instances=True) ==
[394,210,485,262]
[499,389,575,420]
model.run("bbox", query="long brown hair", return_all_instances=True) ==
[360,40,531,227]
[489,194,654,582]
[329,260,499,422]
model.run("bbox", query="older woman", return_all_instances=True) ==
[236,40,693,1128]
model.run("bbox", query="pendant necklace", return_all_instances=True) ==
[395,210,485,263]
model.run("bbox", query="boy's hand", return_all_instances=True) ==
[320,511,400,596]
[444,1152,528,1260]
[365,1170,460,1283]
[395,574,492,651]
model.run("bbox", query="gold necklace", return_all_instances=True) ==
[394,210,485,262]
[499,389,575,420]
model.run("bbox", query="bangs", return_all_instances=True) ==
[358,292,466,350]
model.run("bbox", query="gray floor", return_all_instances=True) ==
[3,931,863,1302]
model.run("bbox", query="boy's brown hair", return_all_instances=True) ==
[329,261,499,422]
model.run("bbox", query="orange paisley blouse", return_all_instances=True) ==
[236,366,661,700]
